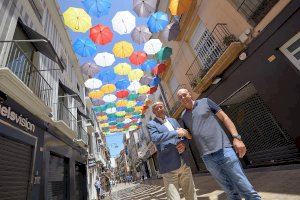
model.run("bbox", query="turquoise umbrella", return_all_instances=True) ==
[73,38,96,57]
[156,47,172,61]
[147,11,169,33]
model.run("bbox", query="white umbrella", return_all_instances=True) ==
[133,0,157,17]
[127,81,141,92]
[112,11,136,35]
[131,25,152,44]
[103,94,117,103]
[84,78,102,89]
[105,107,116,114]
[143,39,162,55]
[94,52,115,67]
[124,118,132,124]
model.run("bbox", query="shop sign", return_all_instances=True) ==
[88,158,96,167]
[0,103,35,133]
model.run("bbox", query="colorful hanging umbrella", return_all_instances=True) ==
[88,90,104,99]
[94,52,115,67]
[112,11,136,35]
[92,99,105,106]
[116,111,126,118]
[152,63,167,75]
[82,0,111,17]
[116,90,129,98]
[131,25,152,44]
[115,79,130,90]
[161,21,180,41]
[73,38,96,57]
[136,101,144,106]
[103,94,117,102]
[127,101,137,108]
[63,7,92,32]
[93,105,107,112]
[127,81,141,92]
[132,0,157,17]
[129,125,138,131]
[148,86,158,94]
[136,94,148,101]
[129,51,147,65]
[105,107,116,114]
[97,115,108,121]
[114,63,132,75]
[156,47,173,61]
[106,102,116,108]
[84,78,102,89]
[144,39,162,55]
[124,118,132,124]
[139,75,153,85]
[89,24,113,45]
[169,0,192,16]
[128,69,144,81]
[138,85,150,94]
[117,106,127,111]
[101,84,116,94]
[109,121,117,126]
[147,11,169,33]
[141,59,157,72]
[127,93,139,101]
[81,63,100,77]
[116,100,128,107]
[149,76,161,87]
[113,41,134,58]
[95,68,116,83]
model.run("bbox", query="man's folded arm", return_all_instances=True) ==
[147,123,178,145]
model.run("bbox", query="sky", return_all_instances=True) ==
[57,0,151,158]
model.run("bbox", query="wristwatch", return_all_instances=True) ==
[232,133,242,140]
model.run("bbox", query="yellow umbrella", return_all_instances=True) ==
[113,41,134,58]
[128,69,144,81]
[138,85,150,94]
[88,90,104,99]
[116,111,126,117]
[100,123,109,128]
[63,7,92,32]
[116,100,128,107]
[97,115,108,121]
[134,106,143,112]
[127,101,137,108]
[114,63,132,75]
[101,84,116,94]
[169,0,192,16]
[125,114,132,119]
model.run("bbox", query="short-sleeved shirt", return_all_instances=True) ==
[181,98,231,156]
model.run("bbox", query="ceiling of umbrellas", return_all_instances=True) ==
[62,0,192,135]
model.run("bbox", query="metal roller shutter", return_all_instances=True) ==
[0,135,33,200]
[47,154,68,200]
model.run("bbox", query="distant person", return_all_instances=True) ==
[94,177,102,200]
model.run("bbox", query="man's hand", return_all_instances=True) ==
[233,139,247,158]
[176,142,186,154]
[177,128,192,139]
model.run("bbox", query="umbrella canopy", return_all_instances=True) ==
[148,86,158,94]
[138,85,150,94]
[97,115,108,121]
[116,100,128,107]
[89,24,113,45]
[139,75,153,85]
[101,84,116,94]
[115,79,130,90]
[116,90,129,98]
[81,62,100,77]
[63,7,92,32]
[113,41,134,58]
[169,0,192,16]
[103,94,117,102]
[95,68,116,83]
[116,111,126,117]
[152,63,167,75]
[156,47,173,61]
[82,0,111,17]
[129,51,147,65]
[92,99,105,106]
[127,101,137,108]
[147,11,169,33]
[94,52,115,67]
[124,118,132,124]
[127,81,141,92]
[136,94,148,101]
[144,39,162,55]
[114,63,132,75]
[149,76,160,87]
[131,25,152,44]
[128,93,139,101]
[112,11,136,35]
[73,38,96,57]
[141,59,157,72]
[106,107,117,114]
[128,69,144,81]
[161,21,180,41]
[88,90,104,99]
[132,0,157,17]
[84,78,102,89]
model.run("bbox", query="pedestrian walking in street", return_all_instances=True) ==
[94,177,102,200]
[147,102,197,200]
[177,88,261,200]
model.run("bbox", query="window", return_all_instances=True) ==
[280,32,300,70]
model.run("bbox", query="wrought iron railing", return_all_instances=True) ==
[167,84,187,116]
[78,125,89,145]
[0,41,53,107]
[236,0,279,26]
[57,102,77,131]
[185,24,237,89]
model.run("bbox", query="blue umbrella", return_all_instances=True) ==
[117,107,126,111]
[149,76,160,87]
[136,101,144,106]
[141,59,157,72]
[95,68,116,83]
[73,38,96,57]
[115,79,130,90]
[82,0,111,18]
[147,11,169,33]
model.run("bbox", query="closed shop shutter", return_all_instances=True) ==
[47,154,68,200]
[74,163,86,200]
[0,135,33,200]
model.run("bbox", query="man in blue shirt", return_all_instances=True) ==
[177,88,261,200]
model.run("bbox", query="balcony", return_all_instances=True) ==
[185,24,244,93]
[0,41,53,122]
[77,125,89,148]
[166,84,187,118]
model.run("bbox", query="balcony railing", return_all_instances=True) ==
[167,84,187,116]
[0,41,53,107]
[236,0,279,26]
[186,24,237,89]
[57,102,77,130]
[78,125,89,145]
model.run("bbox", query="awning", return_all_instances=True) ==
[59,81,84,106]
[18,20,65,71]
[77,109,94,126]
